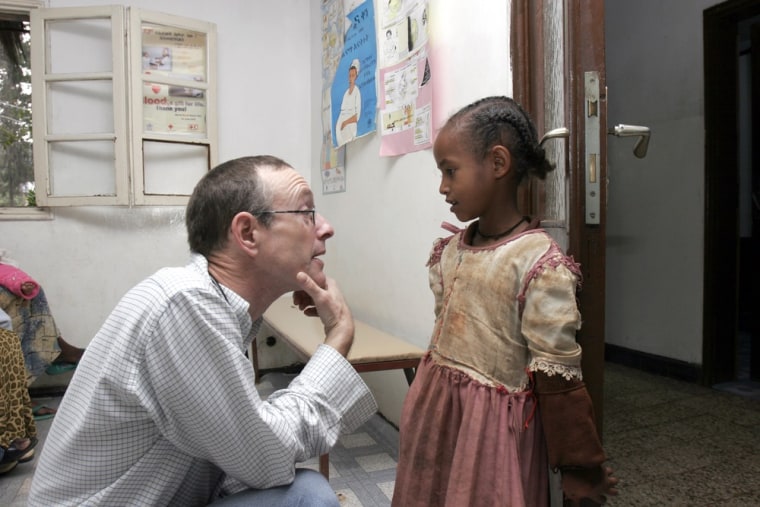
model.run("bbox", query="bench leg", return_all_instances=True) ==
[319,454,330,480]
[403,367,416,386]
[251,338,260,384]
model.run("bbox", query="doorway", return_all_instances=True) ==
[703,0,760,387]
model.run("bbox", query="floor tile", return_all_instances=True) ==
[7,363,760,506]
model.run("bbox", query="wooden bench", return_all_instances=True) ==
[251,296,425,479]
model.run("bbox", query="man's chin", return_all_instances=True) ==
[306,259,327,289]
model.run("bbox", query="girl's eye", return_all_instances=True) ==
[445,168,455,176]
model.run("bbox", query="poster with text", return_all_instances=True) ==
[321,0,347,193]
[142,24,207,135]
[378,47,432,156]
[141,24,206,82]
[330,0,378,148]
[143,83,206,135]
[378,0,432,156]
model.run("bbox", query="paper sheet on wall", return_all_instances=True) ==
[141,24,207,135]
[329,0,378,149]
[321,0,347,193]
[378,0,433,157]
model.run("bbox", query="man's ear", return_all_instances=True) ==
[490,145,512,179]
[230,211,259,255]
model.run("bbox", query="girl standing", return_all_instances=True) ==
[392,96,618,506]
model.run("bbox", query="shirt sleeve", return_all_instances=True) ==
[140,289,377,489]
[521,259,584,381]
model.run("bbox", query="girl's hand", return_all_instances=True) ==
[562,465,619,505]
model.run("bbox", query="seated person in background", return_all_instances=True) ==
[29,155,377,507]
[0,325,39,475]
[0,260,85,385]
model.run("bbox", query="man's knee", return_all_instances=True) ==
[210,469,338,507]
[291,469,339,506]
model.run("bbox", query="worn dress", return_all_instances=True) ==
[392,223,585,507]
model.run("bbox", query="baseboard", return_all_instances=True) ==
[605,343,703,384]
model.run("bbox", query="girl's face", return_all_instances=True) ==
[433,126,494,223]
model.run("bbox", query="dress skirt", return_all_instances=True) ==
[392,353,549,507]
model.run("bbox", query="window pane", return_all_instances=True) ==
[49,141,115,196]
[143,82,206,136]
[0,16,33,207]
[48,18,112,74]
[48,80,114,134]
[143,141,207,195]
[141,23,207,82]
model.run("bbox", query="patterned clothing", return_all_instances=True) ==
[0,263,40,300]
[0,287,62,385]
[392,223,584,507]
[0,328,37,449]
[29,254,377,506]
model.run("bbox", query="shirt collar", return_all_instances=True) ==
[189,253,258,346]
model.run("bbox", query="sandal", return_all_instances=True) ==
[32,404,56,421]
[45,362,77,375]
[1,437,38,464]
[0,460,18,475]
[18,448,35,463]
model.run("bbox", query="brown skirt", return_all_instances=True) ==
[392,353,549,507]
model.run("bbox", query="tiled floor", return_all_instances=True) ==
[3,363,760,506]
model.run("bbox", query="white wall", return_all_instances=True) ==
[605,0,720,364]
[2,0,511,424]
[4,0,719,423]
[2,0,313,349]
[309,0,510,424]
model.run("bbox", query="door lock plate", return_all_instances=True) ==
[585,71,601,224]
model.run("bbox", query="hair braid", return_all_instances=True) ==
[447,96,555,183]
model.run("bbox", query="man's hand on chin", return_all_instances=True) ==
[294,272,354,357]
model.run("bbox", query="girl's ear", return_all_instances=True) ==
[490,145,512,179]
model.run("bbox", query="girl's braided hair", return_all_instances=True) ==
[445,96,555,183]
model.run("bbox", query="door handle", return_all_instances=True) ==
[608,124,651,158]
[540,127,570,146]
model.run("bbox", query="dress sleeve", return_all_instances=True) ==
[426,236,450,318]
[520,249,583,380]
[141,289,376,489]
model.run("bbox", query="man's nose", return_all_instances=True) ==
[315,213,335,240]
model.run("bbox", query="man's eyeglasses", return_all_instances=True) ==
[257,209,316,225]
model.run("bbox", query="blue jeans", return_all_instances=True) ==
[209,469,339,507]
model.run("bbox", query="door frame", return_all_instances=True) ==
[511,0,607,431]
[703,0,760,386]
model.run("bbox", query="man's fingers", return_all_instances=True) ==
[296,272,319,296]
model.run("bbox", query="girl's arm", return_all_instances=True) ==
[533,371,619,505]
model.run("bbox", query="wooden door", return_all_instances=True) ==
[512,0,607,431]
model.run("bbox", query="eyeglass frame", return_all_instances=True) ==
[255,209,316,225]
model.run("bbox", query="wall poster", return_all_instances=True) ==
[378,0,433,157]
[141,24,207,136]
[328,0,378,149]
[321,0,347,193]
